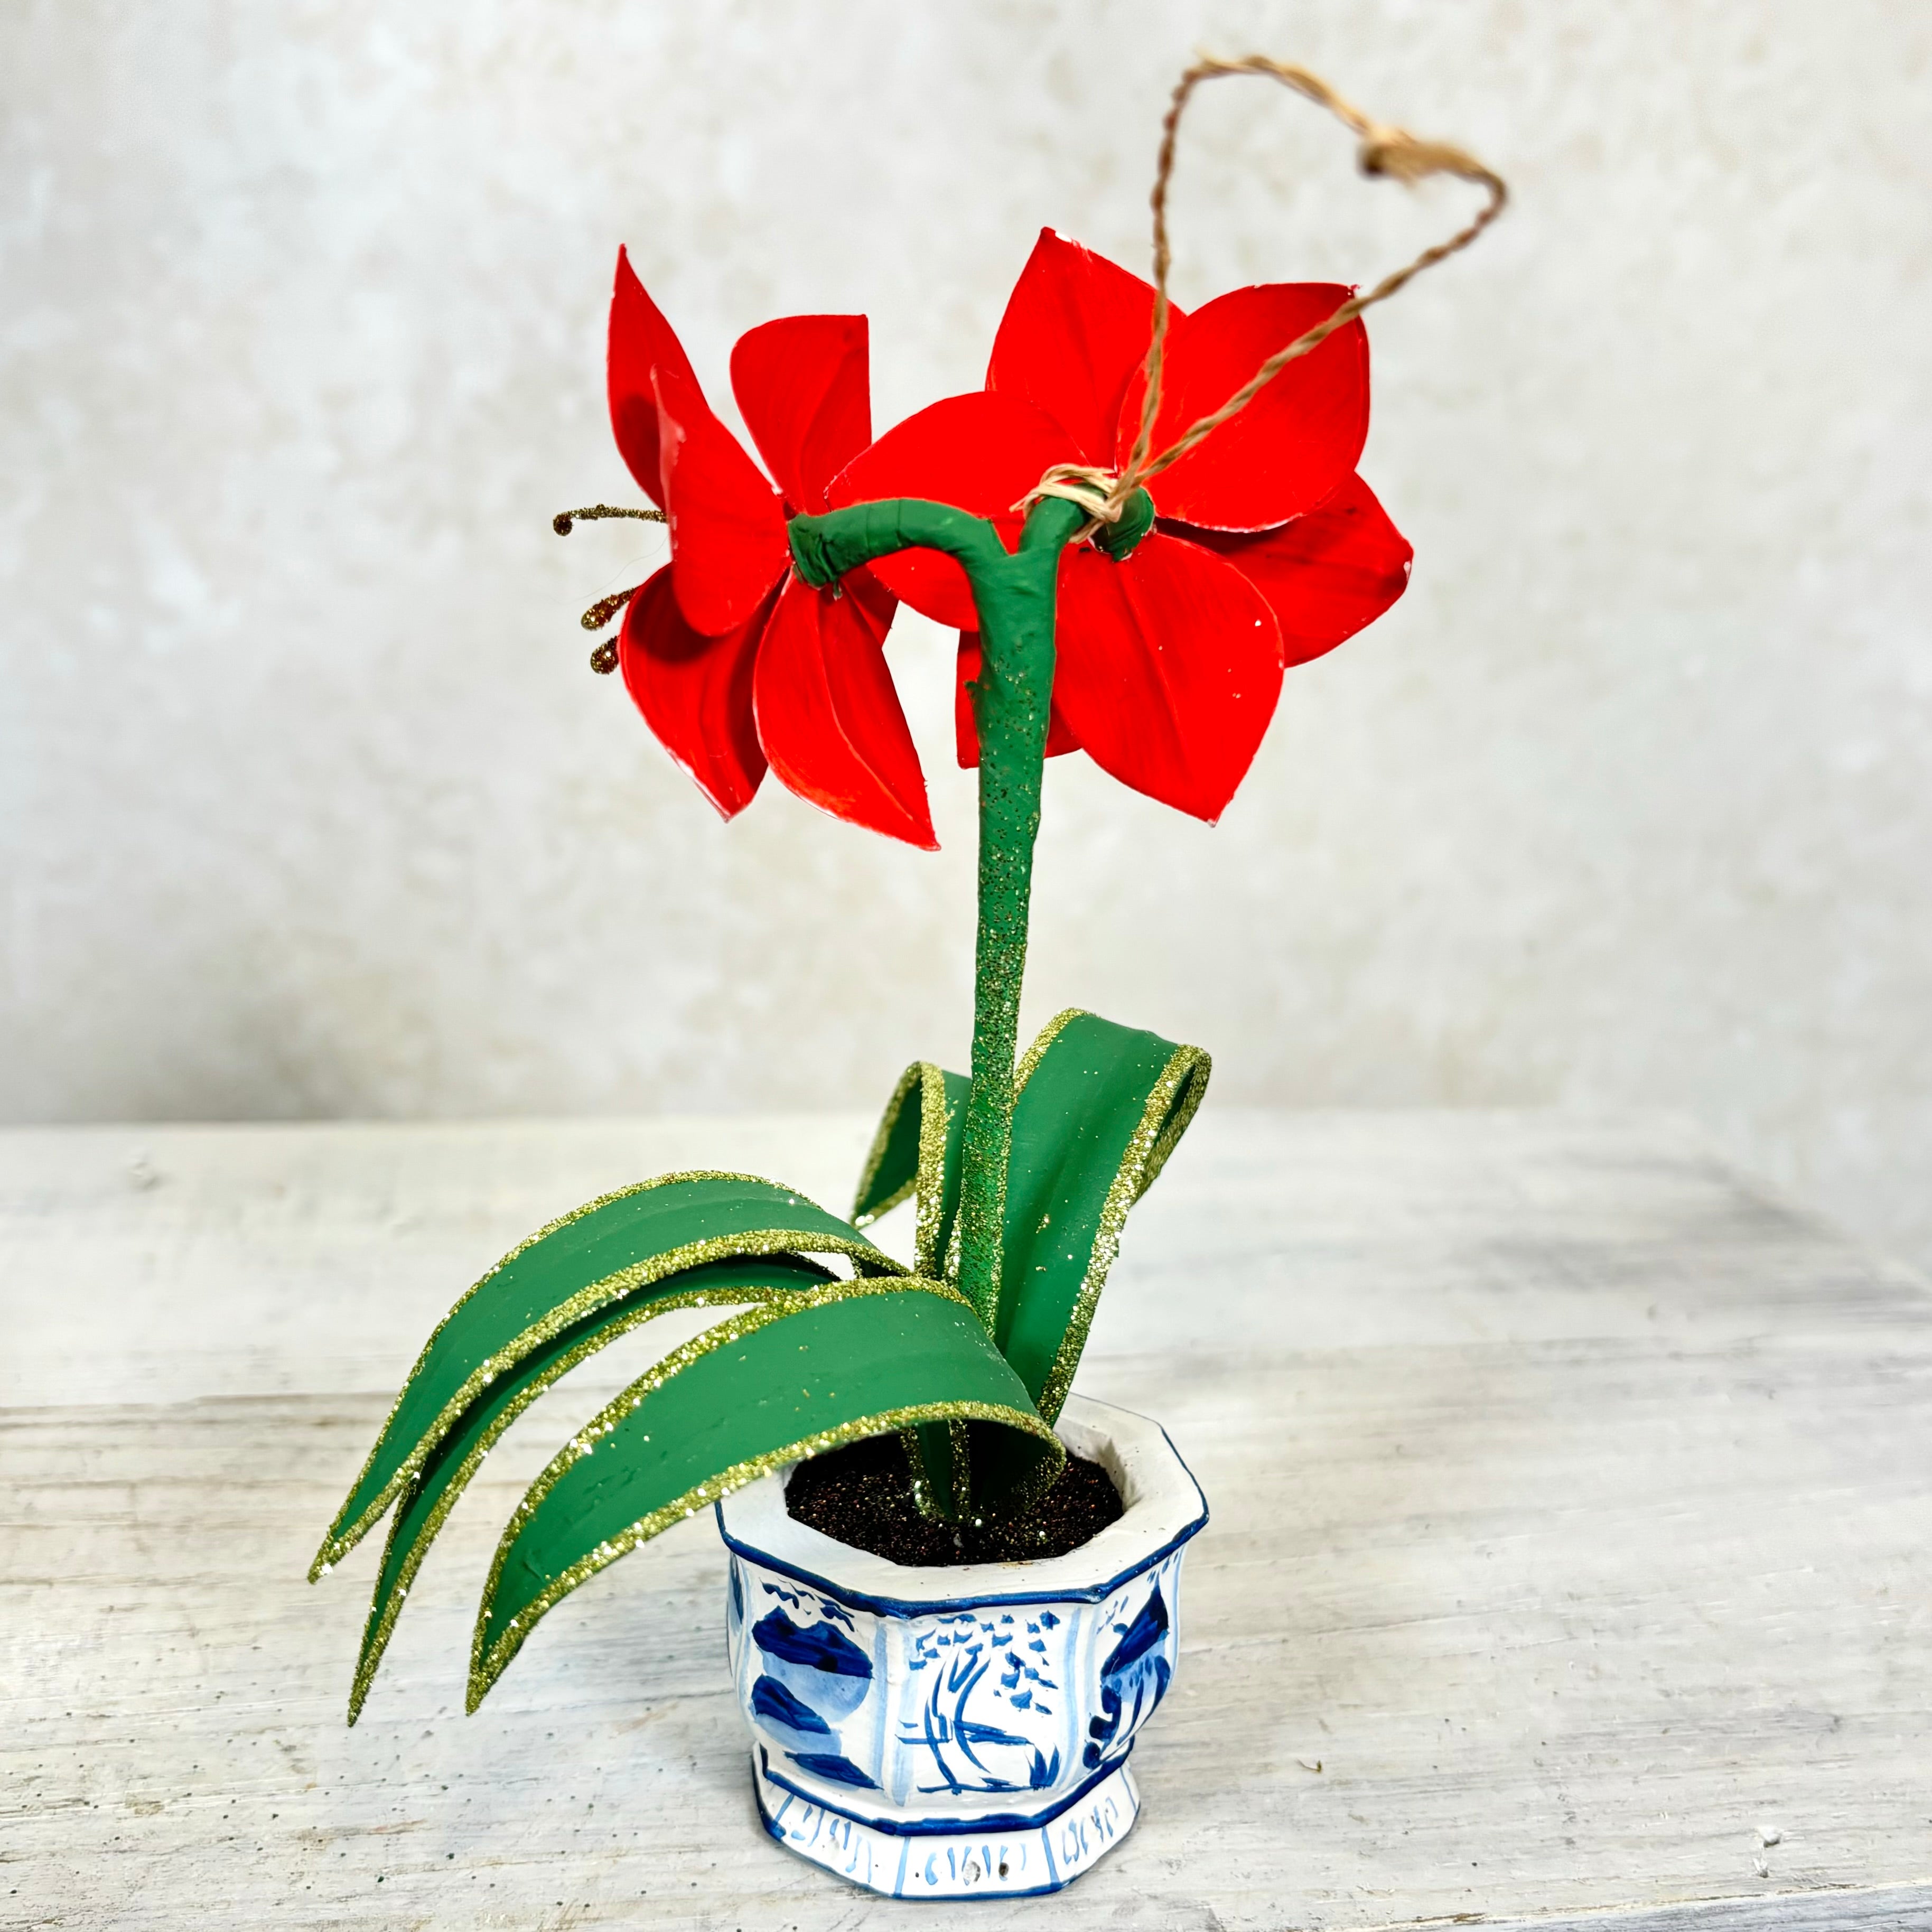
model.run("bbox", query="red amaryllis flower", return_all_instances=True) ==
[832,229,1414,823]
[605,248,935,848]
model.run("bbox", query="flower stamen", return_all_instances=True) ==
[553,504,667,535]
[581,583,645,634]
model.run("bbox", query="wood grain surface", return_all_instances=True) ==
[5,1110,1931,1929]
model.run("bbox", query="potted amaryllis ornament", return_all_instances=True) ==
[311,58,1503,1901]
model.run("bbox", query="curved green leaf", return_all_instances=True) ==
[468,1280,1062,1708]
[995,1010,1210,1423]
[851,1059,970,1279]
[312,1172,900,1576]
[344,1251,838,1723]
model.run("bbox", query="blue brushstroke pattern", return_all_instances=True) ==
[751,1674,832,1734]
[1084,1583,1173,1769]
[1100,1585,1169,1675]
[753,1609,872,1676]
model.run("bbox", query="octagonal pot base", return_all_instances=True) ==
[717,1396,1206,1902]
[753,1746,1140,1899]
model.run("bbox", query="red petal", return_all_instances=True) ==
[1118,284,1368,531]
[1052,532,1282,823]
[730,315,871,515]
[753,577,936,850]
[953,633,1080,769]
[655,365,789,637]
[987,230,1177,465]
[1169,472,1412,667]
[844,561,900,635]
[617,564,769,819]
[827,393,1081,629]
[606,247,702,509]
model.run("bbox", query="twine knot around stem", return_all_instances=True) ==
[1018,55,1507,533]
[1011,468,1158,558]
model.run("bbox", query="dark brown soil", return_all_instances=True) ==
[785,1432,1122,1566]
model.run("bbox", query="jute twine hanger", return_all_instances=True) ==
[563,55,1506,671]
[1021,53,1508,534]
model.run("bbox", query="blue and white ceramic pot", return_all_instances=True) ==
[713,1395,1208,1900]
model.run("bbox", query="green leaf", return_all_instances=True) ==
[847,1020,1206,1503]
[343,1251,837,1723]
[467,1281,1062,1708]
[312,1172,901,1578]
[994,1010,1210,1423]
[851,1059,970,1280]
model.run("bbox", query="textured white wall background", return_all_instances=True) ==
[4,4,1930,1262]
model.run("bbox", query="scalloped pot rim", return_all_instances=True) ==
[713,1393,1207,1616]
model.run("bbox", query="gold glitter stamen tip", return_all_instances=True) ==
[553,503,667,536]
[581,583,643,632]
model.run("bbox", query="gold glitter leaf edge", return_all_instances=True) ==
[1012,1006,1085,1094]
[851,1062,924,1227]
[310,1170,900,1582]
[1032,1040,1211,1427]
[314,1168,787,1560]
[914,1064,957,1282]
[851,1062,959,1285]
[343,1274,832,1726]
[465,1279,1059,1711]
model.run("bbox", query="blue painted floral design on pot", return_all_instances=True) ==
[1083,1581,1173,1769]
[747,1604,878,1789]
[714,1397,1207,1901]
[902,1605,1065,1797]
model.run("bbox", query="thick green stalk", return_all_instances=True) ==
[949,499,1085,1331]
[789,495,1084,1344]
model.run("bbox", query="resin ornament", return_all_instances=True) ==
[312,55,1503,1898]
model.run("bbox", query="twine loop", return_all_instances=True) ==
[1015,55,1507,537]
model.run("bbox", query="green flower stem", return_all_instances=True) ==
[789,494,1086,1348]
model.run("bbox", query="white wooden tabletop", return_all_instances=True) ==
[5,1109,1931,1931]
